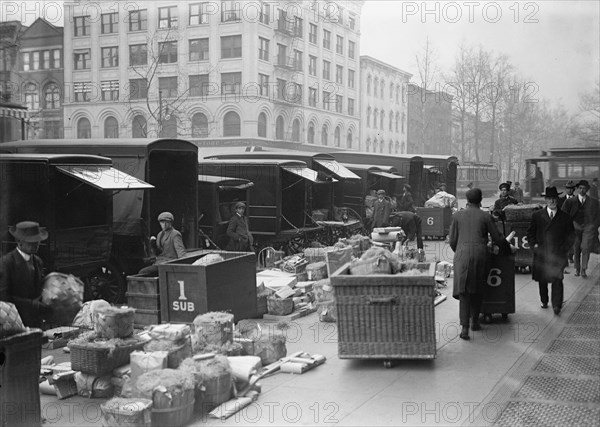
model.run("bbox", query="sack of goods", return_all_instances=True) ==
[94,306,136,339]
[144,324,193,369]
[192,253,225,266]
[425,192,457,209]
[72,300,111,330]
[42,272,84,326]
[178,355,233,412]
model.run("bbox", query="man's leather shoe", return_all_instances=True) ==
[553,307,561,315]
[575,270,580,277]
[541,303,548,309]
[460,326,470,340]
[581,270,587,278]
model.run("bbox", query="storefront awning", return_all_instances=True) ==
[369,171,404,180]
[314,159,361,180]
[57,165,154,190]
[282,166,338,183]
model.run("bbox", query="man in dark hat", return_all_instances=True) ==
[226,201,254,251]
[558,180,577,210]
[527,187,574,315]
[561,180,600,277]
[138,211,186,276]
[397,184,415,213]
[0,221,51,328]
[372,189,392,230]
[492,182,518,220]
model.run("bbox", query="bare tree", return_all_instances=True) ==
[572,81,600,145]
[414,37,439,153]
[484,53,513,165]
[446,42,473,163]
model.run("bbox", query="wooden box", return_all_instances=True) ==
[134,309,161,327]
[158,251,257,323]
[127,275,159,294]
[416,207,452,239]
[506,221,533,268]
[126,293,160,310]
[330,262,437,360]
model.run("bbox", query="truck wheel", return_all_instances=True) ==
[84,259,127,304]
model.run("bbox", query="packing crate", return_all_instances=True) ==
[126,275,159,294]
[506,221,533,269]
[416,207,452,239]
[330,262,437,360]
[133,309,161,328]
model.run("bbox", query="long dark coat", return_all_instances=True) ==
[389,211,423,249]
[561,195,600,253]
[449,205,509,299]
[527,208,574,282]
[0,249,45,328]
[372,198,392,228]
[226,214,253,251]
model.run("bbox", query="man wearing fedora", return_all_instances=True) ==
[226,201,254,251]
[561,180,600,278]
[138,212,186,276]
[558,180,577,210]
[372,189,392,230]
[527,187,574,315]
[0,221,51,328]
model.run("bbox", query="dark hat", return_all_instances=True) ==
[576,180,590,189]
[541,186,562,198]
[377,189,386,195]
[9,221,48,242]
[565,180,576,188]
[403,184,412,191]
[467,182,473,188]
[157,212,174,222]
[499,182,511,190]
[515,182,520,186]
[506,180,512,185]
[234,201,246,209]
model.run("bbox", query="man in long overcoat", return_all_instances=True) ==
[561,180,600,278]
[372,189,392,229]
[527,187,574,315]
[450,188,511,340]
[226,201,254,251]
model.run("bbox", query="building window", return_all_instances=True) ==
[191,113,209,137]
[292,119,301,142]
[221,72,241,95]
[74,49,90,70]
[366,138,371,152]
[132,115,147,138]
[31,52,39,70]
[395,113,400,132]
[322,60,330,80]
[349,15,356,30]
[101,12,118,34]
[21,52,30,71]
[259,74,269,96]
[334,126,341,147]
[24,83,38,110]
[277,44,287,66]
[390,83,394,100]
[221,1,241,22]
[259,2,270,24]
[276,116,284,140]
[293,50,302,71]
[74,16,90,36]
[189,3,208,25]
[293,16,303,37]
[348,98,354,116]
[104,117,119,138]
[42,50,50,69]
[374,77,378,95]
[335,95,343,113]
[336,35,343,55]
[367,75,371,95]
[308,55,317,76]
[336,65,343,84]
[101,47,119,68]
[277,79,286,100]
[101,80,119,101]
[373,109,378,128]
[74,82,91,102]
[159,76,178,98]
[158,41,178,63]
[44,83,60,109]
[321,125,328,145]
[396,85,401,104]
[130,44,147,66]
[323,29,331,49]
[309,87,317,107]
[380,113,384,130]
[348,69,355,88]
[348,40,355,59]
[189,38,209,61]
[366,107,371,127]
[221,35,242,58]
[129,78,148,99]
[53,49,61,68]
[258,112,267,137]
[160,114,177,138]
[308,123,315,144]
[189,74,210,97]
[402,113,406,133]
[323,91,331,110]
[380,80,385,98]
[389,111,393,131]
[158,6,178,28]
[223,111,241,136]
[77,117,91,138]
[309,23,317,44]
[129,9,147,31]
[44,121,61,139]
[347,130,353,148]
[258,37,269,61]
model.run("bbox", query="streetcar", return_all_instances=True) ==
[456,162,500,197]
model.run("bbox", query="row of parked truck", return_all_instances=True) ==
[0,138,458,303]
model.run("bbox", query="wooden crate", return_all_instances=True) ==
[158,251,257,323]
[134,309,161,327]
[127,275,159,294]
[330,262,437,360]
[126,292,160,310]
[416,207,452,239]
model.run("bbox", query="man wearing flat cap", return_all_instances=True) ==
[138,212,186,276]
[492,182,518,221]
[561,180,600,278]
[527,187,574,315]
[226,201,254,251]
[0,221,51,327]
[372,189,392,230]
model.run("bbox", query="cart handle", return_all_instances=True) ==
[367,296,397,305]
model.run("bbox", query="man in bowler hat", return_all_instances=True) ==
[0,221,51,328]
[527,187,574,315]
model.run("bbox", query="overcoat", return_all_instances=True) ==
[154,228,186,263]
[372,198,392,228]
[226,214,253,251]
[449,205,509,299]
[561,195,600,253]
[0,249,45,327]
[526,208,574,283]
[389,211,423,249]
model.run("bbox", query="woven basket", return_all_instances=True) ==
[349,256,392,275]
[194,313,234,346]
[151,389,195,427]
[167,339,193,369]
[267,297,294,316]
[199,372,232,412]
[101,398,152,426]
[504,204,542,222]
[306,261,328,280]
[70,339,145,376]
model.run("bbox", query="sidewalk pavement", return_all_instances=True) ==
[39,248,599,426]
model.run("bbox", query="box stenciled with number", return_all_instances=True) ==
[416,207,452,239]
[158,251,257,323]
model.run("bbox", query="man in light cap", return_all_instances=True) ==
[0,221,51,327]
[138,212,186,276]
[372,189,392,230]
[226,201,254,251]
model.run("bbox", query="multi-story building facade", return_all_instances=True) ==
[407,82,453,155]
[62,0,363,147]
[359,55,411,154]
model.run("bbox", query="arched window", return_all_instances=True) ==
[390,82,394,100]
[77,117,91,139]
[366,138,371,152]
[347,130,352,148]
[402,112,406,133]
[373,109,378,129]
[396,84,401,103]
[24,83,38,110]
[380,113,384,130]
[276,115,285,140]
[307,123,315,144]
[257,112,267,137]
[334,126,341,147]
[292,119,301,142]
[160,114,177,138]
[388,139,393,154]
[367,75,372,95]
[380,80,384,98]
[192,113,209,137]
[44,83,60,109]
[389,111,393,131]
[380,138,384,153]
[395,140,400,153]
[366,107,371,128]
[395,113,400,132]
[132,115,147,138]
[321,125,328,145]
[372,139,378,152]
[373,77,379,96]
[401,140,406,153]
[104,116,119,138]
[223,111,240,136]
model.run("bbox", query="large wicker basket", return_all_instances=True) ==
[330,262,437,360]
[70,339,145,376]
[503,204,542,222]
